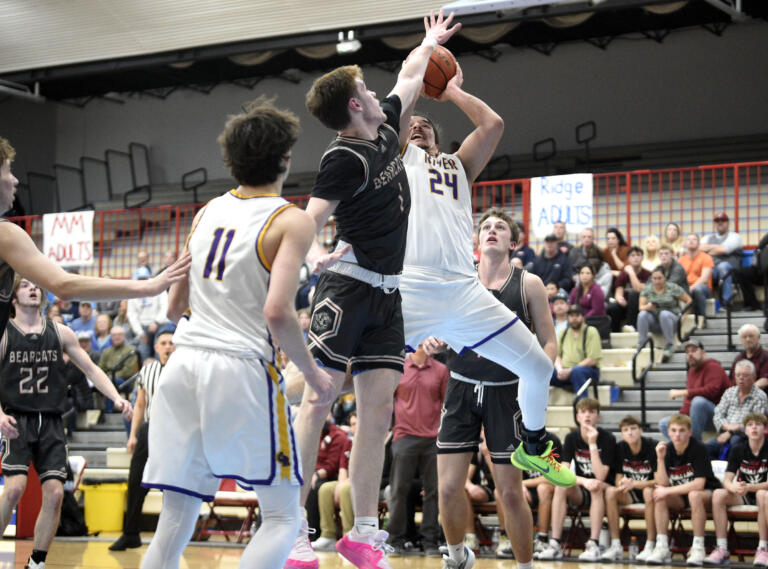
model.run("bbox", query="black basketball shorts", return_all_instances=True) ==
[308,272,405,374]
[436,377,521,464]
[1,412,68,483]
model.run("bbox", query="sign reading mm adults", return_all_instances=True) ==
[43,211,95,267]
[530,173,593,239]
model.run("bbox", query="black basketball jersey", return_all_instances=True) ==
[446,267,531,383]
[311,96,410,275]
[0,219,14,333]
[0,318,66,414]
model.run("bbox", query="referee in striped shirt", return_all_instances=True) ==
[110,327,175,551]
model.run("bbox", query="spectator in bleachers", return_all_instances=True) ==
[553,221,573,256]
[569,265,605,317]
[646,414,721,565]
[603,416,658,562]
[545,281,559,302]
[45,303,61,321]
[734,230,768,313]
[679,233,714,327]
[551,304,602,399]
[462,444,494,554]
[154,250,177,276]
[113,300,134,343]
[98,325,139,411]
[58,298,78,325]
[312,432,353,552]
[298,308,310,344]
[552,291,570,336]
[707,360,768,459]
[700,212,743,307]
[69,300,96,335]
[536,398,615,561]
[133,250,151,280]
[603,227,629,278]
[641,235,661,273]
[705,413,768,566]
[387,345,447,556]
[530,234,574,293]
[657,244,690,292]
[732,324,768,390]
[637,267,692,361]
[661,222,685,257]
[91,313,112,354]
[658,339,731,441]
[127,267,169,360]
[524,436,560,557]
[61,331,98,435]
[606,246,650,332]
[511,222,535,269]
[569,227,603,281]
[305,415,350,543]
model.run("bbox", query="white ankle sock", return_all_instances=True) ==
[760,540,768,550]
[692,536,705,548]
[657,535,669,548]
[644,540,656,551]
[716,538,728,549]
[353,517,378,536]
[611,538,621,547]
[448,543,466,562]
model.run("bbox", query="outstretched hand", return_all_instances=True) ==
[149,252,191,294]
[114,398,134,422]
[312,244,352,274]
[424,9,461,45]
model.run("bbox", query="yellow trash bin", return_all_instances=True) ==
[81,480,127,533]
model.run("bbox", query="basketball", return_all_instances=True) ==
[423,45,457,98]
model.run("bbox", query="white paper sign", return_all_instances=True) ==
[43,211,95,267]
[530,173,593,239]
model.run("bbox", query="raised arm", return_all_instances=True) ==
[0,222,190,301]
[389,10,461,129]
[442,66,504,184]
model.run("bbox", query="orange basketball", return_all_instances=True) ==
[423,45,457,99]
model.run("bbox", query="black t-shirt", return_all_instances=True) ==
[311,96,410,275]
[0,319,67,414]
[665,437,721,489]
[562,427,616,480]
[726,439,768,485]
[615,436,657,483]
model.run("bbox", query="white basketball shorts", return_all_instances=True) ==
[142,346,301,501]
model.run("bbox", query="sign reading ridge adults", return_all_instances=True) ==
[43,210,95,267]
[530,173,593,239]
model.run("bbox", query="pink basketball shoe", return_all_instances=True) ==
[336,528,394,569]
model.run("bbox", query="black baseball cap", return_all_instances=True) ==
[544,233,558,242]
[567,304,584,315]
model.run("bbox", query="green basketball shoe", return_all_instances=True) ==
[511,439,576,487]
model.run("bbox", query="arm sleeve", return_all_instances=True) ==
[586,284,605,316]
[726,444,741,474]
[722,233,743,255]
[381,95,403,132]
[311,150,367,202]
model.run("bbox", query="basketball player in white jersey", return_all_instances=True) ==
[399,66,575,487]
[140,99,334,569]
[0,137,190,337]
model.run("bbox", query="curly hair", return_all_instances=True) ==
[0,137,16,164]
[217,97,299,187]
[306,65,362,130]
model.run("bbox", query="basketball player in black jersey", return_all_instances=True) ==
[287,11,461,569]
[0,277,133,569]
[425,208,557,569]
[0,137,190,337]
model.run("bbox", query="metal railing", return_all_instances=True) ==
[632,336,655,430]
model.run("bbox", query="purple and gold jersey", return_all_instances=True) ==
[172,191,293,363]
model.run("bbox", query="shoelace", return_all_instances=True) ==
[542,449,563,472]
[372,531,394,554]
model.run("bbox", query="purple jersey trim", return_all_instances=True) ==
[458,317,519,357]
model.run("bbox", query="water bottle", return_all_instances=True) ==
[599,524,610,552]
[491,527,500,550]
[629,536,639,561]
